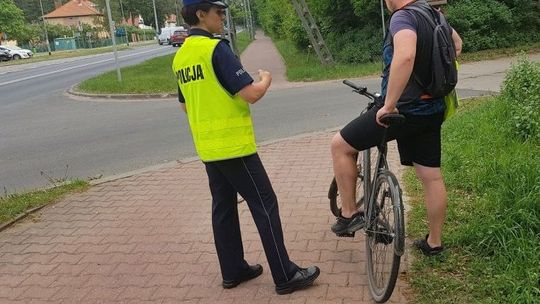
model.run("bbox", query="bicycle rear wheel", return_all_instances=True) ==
[328,153,366,217]
[365,171,405,303]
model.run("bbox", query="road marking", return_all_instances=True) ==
[0,48,174,87]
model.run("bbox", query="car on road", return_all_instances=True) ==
[0,45,33,60]
[0,49,13,61]
[158,27,185,45]
[170,29,188,47]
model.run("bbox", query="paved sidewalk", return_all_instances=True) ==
[0,131,409,303]
[241,31,310,90]
[457,53,540,92]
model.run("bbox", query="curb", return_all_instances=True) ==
[67,84,178,100]
[0,204,50,233]
[89,127,341,186]
[0,178,81,233]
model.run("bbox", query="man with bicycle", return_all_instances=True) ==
[330,0,462,256]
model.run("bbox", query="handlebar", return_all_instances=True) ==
[343,80,380,100]
[343,80,405,127]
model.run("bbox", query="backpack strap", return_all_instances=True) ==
[404,5,440,29]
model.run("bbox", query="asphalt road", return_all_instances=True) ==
[0,45,493,195]
[1,45,180,194]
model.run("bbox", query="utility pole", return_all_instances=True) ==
[38,0,52,55]
[224,0,238,55]
[152,0,160,37]
[105,0,122,82]
[119,0,125,21]
[291,0,334,65]
[242,0,249,35]
[119,0,129,45]
[175,0,181,26]
[245,0,254,39]
[379,0,386,38]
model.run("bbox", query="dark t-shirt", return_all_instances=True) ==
[177,29,254,103]
[381,7,445,115]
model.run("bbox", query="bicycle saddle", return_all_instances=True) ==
[380,113,406,126]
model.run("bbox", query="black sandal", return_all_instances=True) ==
[413,234,444,256]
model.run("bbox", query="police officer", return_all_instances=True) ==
[173,0,320,294]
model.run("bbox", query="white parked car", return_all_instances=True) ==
[0,46,33,60]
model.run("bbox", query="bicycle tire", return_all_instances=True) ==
[328,162,365,218]
[365,170,405,303]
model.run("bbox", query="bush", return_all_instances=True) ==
[326,24,382,63]
[500,56,540,141]
[254,0,540,64]
[447,0,540,52]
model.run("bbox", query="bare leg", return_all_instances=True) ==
[414,163,447,247]
[331,133,360,218]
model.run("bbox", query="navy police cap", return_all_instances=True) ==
[183,0,228,8]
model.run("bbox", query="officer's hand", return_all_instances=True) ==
[258,69,272,82]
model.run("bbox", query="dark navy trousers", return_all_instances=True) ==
[204,153,298,285]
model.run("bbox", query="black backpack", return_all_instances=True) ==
[405,3,458,98]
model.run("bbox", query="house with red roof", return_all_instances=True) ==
[44,0,103,28]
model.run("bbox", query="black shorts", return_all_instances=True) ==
[340,103,444,167]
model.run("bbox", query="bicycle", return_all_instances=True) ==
[328,80,406,303]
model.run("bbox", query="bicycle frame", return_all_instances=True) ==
[362,129,391,215]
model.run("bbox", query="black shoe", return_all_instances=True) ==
[275,266,320,295]
[222,264,263,289]
[413,234,444,256]
[331,212,365,235]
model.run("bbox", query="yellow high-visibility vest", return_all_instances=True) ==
[172,35,256,162]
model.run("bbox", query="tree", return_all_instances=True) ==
[92,0,177,29]
[13,0,69,23]
[0,0,26,40]
[11,23,43,45]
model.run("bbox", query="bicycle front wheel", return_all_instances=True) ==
[365,171,405,303]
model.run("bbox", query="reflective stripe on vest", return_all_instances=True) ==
[172,36,256,162]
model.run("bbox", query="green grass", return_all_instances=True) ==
[0,40,156,67]
[272,39,540,82]
[0,181,89,226]
[78,53,178,94]
[405,97,540,303]
[459,41,540,63]
[273,39,381,82]
[236,31,253,55]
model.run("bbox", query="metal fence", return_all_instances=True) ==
[21,33,155,54]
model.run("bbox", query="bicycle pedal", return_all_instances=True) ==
[336,232,355,238]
